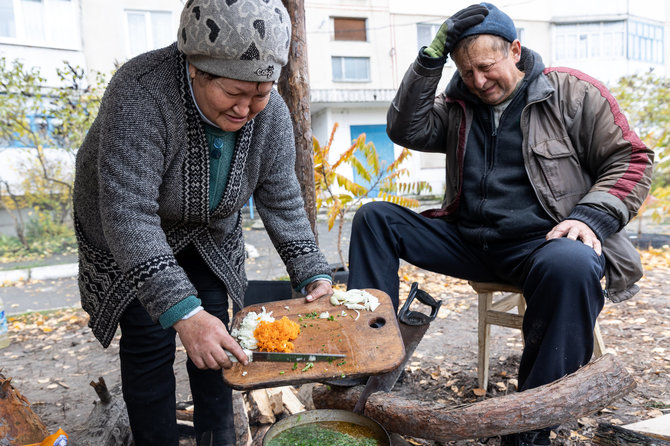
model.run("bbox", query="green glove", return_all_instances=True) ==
[424,4,489,59]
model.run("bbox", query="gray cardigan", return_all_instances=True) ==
[73,44,330,347]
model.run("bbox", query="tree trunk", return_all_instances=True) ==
[312,354,636,441]
[278,0,318,241]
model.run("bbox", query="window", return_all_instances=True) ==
[333,17,366,41]
[628,20,663,63]
[332,56,370,82]
[126,10,173,57]
[554,21,625,61]
[0,0,77,47]
[0,0,16,37]
[416,22,441,51]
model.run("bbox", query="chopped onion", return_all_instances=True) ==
[330,289,380,313]
[230,307,275,350]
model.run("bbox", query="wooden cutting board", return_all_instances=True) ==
[223,289,405,390]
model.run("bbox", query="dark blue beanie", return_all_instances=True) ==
[458,2,517,43]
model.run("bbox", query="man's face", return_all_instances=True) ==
[452,35,525,105]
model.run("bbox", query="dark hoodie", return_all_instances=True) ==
[442,47,555,247]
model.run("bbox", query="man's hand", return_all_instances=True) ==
[304,279,333,303]
[173,310,248,370]
[424,4,489,59]
[546,219,602,256]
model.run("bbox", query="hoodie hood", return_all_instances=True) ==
[445,46,545,104]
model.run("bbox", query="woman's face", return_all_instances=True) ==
[189,64,273,132]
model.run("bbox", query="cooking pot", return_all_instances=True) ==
[262,409,390,446]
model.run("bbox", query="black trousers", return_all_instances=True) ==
[119,245,235,446]
[347,202,606,390]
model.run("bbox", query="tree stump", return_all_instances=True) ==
[67,377,133,446]
[0,371,49,444]
[313,354,636,441]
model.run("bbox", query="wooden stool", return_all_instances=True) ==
[469,281,606,390]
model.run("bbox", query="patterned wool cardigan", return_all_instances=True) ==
[73,44,331,347]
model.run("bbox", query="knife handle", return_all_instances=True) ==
[398,282,442,326]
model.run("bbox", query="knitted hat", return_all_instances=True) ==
[178,0,291,82]
[458,2,517,43]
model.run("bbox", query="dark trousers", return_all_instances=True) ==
[347,202,606,390]
[119,245,235,446]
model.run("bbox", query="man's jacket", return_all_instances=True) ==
[387,47,654,303]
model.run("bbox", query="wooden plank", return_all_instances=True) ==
[622,413,670,440]
[223,289,405,390]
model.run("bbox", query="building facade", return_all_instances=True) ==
[1,0,668,196]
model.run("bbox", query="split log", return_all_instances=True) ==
[313,354,635,441]
[0,371,49,444]
[68,377,133,446]
[248,389,276,425]
[276,386,305,415]
[265,387,285,416]
[594,422,670,445]
[233,391,252,446]
[251,424,272,446]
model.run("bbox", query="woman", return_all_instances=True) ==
[73,1,333,444]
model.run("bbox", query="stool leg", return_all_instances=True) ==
[478,292,493,390]
[593,321,605,358]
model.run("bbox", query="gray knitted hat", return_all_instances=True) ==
[178,0,291,82]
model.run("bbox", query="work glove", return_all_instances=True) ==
[424,4,489,59]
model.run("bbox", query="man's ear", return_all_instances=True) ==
[511,39,522,62]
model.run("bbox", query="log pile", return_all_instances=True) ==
[176,385,309,445]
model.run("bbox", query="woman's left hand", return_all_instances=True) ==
[305,279,333,303]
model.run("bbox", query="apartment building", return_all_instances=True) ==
[1,0,668,195]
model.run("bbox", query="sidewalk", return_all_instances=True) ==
[1,203,667,314]
[0,217,354,315]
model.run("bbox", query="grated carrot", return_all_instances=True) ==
[253,316,301,352]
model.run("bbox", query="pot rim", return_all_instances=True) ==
[262,408,390,446]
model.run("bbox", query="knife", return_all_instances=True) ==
[226,350,345,363]
[250,352,346,363]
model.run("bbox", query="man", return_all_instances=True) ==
[347,3,653,444]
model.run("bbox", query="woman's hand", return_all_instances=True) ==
[173,310,248,370]
[304,279,333,303]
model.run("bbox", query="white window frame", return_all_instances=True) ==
[628,20,664,64]
[0,0,79,50]
[331,56,371,82]
[554,21,625,62]
[124,9,174,58]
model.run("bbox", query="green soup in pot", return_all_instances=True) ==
[266,421,379,446]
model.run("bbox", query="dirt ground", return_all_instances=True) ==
[1,248,669,445]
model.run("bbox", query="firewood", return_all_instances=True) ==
[594,422,670,445]
[176,408,194,422]
[250,424,272,446]
[233,391,252,446]
[277,386,305,414]
[265,387,285,416]
[312,354,636,441]
[0,371,49,444]
[248,389,276,425]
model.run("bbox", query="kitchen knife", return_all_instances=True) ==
[250,352,346,363]
[226,350,345,363]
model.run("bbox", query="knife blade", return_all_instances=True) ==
[250,352,346,363]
